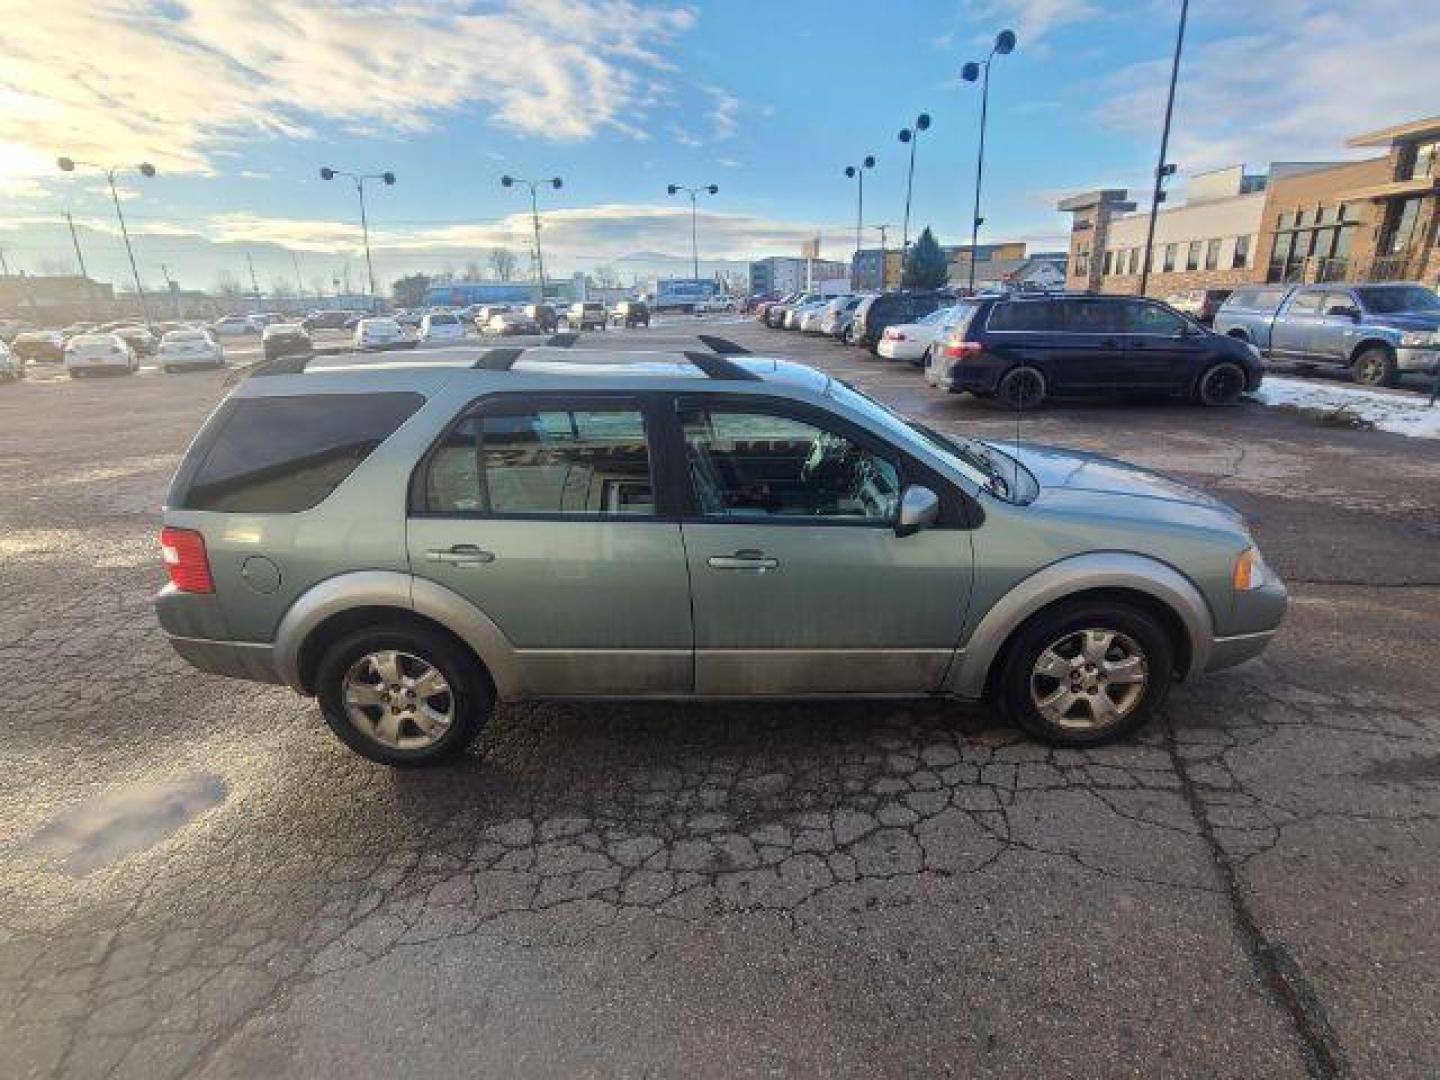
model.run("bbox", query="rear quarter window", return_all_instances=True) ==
[175,392,424,512]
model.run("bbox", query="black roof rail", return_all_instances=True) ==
[546,332,579,347]
[683,351,761,381]
[696,334,750,355]
[472,347,526,371]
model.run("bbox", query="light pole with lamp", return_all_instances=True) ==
[960,29,1017,293]
[667,183,718,280]
[896,113,931,254]
[319,166,394,302]
[1138,0,1189,297]
[501,174,563,302]
[843,157,875,288]
[56,156,155,324]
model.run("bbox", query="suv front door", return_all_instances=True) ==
[1118,299,1204,390]
[1271,289,1324,359]
[671,396,972,694]
[408,393,693,695]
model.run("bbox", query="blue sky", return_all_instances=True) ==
[1,0,1435,294]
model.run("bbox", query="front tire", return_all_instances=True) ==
[315,624,491,766]
[1195,361,1246,406]
[1352,345,1397,388]
[995,600,1175,747]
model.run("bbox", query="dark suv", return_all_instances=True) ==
[610,300,651,328]
[851,291,944,351]
[926,294,1264,409]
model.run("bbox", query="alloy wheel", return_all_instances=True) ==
[342,650,454,750]
[1029,628,1148,731]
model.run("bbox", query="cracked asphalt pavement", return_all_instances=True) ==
[2,321,1438,1078]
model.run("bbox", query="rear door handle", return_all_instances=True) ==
[426,544,495,567]
[707,549,779,572]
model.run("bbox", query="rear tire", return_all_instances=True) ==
[316,624,491,766]
[991,366,1046,410]
[994,600,1175,747]
[1352,345,1397,388]
[1195,361,1246,406]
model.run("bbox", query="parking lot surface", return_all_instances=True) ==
[2,320,1438,1078]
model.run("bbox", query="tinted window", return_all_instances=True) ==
[1124,302,1186,335]
[986,300,1064,332]
[183,392,423,512]
[680,407,900,521]
[1065,299,1129,333]
[424,404,653,516]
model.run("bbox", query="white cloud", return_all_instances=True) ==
[0,0,698,180]
[700,84,741,141]
[716,158,743,169]
[1092,0,1440,175]
[951,0,1098,48]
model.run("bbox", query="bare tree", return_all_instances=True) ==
[592,264,621,288]
[488,247,519,281]
[463,259,483,281]
[214,269,244,298]
[270,278,296,299]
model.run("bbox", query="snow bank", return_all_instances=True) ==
[1252,376,1440,439]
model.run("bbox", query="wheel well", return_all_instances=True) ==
[1347,339,1394,366]
[981,586,1194,699]
[295,605,494,697]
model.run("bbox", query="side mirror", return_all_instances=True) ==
[895,484,940,537]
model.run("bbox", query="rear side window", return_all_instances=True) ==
[422,403,654,516]
[180,392,423,512]
[986,300,1064,332]
[1227,288,1285,312]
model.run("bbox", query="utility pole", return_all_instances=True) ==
[63,210,90,280]
[0,246,9,276]
[291,251,304,300]
[246,252,261,307]
[1138,0,1188,297]
[160,263,182,318]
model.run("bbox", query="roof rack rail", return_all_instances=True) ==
[546,332,579,347]
[696,334,750,355]
[472,347,525,371]
[683,351,761,381]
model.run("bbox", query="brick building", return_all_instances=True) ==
[1056,113,1440,296]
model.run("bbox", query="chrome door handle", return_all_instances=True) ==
[426,544,495,566]
[707,550,779,572]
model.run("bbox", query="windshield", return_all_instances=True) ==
[828,378,1028,501]
[164,331,207,342]
[1356,286,1440,314]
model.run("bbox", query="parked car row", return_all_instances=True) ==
[760,288,1266,410]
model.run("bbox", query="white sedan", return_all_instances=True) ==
[64,333,137,376]
[876,304,963,364]
[353,317,407,349]
[157,329,224,372]
[419,311,466,342]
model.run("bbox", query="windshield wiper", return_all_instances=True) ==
[909,421,1012,497]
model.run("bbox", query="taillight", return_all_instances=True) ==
[883,328,904,341]
[943,340,984,360]
[159,527,214,593]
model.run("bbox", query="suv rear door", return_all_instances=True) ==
[670,394,971,694]
[407,392,693,694]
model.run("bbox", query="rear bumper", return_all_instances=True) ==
[165,634,284,684]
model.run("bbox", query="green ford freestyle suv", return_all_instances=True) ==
[156,340,1286,765]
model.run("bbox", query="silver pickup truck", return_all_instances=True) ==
[1212,281,1440,387]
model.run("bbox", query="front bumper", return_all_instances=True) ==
[1396,345,1440,373]
[1205,575,1288,673]
[1205,629,1278,672]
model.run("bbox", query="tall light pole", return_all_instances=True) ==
[56,156,156,323]
[501,174,563,301]
[320,166,395,302]
[961,29,1017,293]
[843,157,875,288]
[667,183,718,280]
[870,223,892,289]
[1138,0,1189,297]
[896,113,932,254]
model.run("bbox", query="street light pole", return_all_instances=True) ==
[320,166,395,302]
[667,183,719,280]
[896,113,931,254]
[501,174,563,302]
[870,224,892,289]
[1138,0,1189,297]
[843,158,875,288]
[961,29,1017,293]
[57,156,156,324]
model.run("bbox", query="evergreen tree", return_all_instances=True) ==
[902,227,949,290]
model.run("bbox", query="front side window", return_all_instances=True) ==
[1124,302,1186,335]
[424,403,654,516]
[679,406,900,522]
[1065,299,1127,333]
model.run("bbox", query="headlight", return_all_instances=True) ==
[1399,331,1440,348]
[1233,545,1271,591]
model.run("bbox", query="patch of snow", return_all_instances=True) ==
[1252,376,1440,439]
